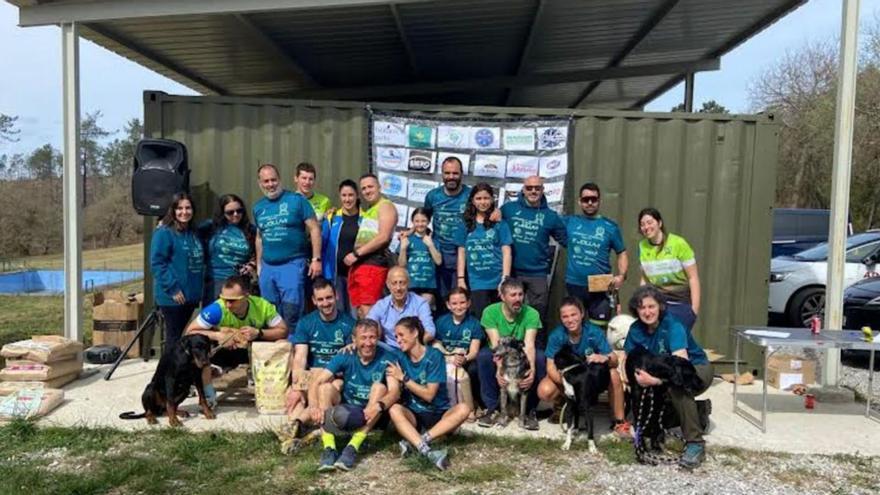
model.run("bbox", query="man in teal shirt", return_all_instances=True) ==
[424,156,471,300]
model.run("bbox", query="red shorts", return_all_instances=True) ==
[348,264,388,308]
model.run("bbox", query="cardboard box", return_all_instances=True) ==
[92,291,144,358]
[587,274,614,293]
[766,354,816,390]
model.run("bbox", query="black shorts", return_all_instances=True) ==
[414,410,446,431]
[565,284,611,324]
[210,347,249,370]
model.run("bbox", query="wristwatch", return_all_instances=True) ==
[402,374,411,384]
[257,328,265,340]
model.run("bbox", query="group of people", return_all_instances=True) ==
[149,156,712,471]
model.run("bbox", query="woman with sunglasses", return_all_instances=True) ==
[453,182,512,317]
[150,192,205,350]
[198,194,257,306]
[636,207,700,330]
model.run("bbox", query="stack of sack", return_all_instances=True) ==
[0,335,83,420]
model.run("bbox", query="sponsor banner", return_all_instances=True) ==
[470,127,501,150]
[473,154,507,179]
[395,203,409,228]
[378,171,408,198]
[437,126,470,149]
[407,149,436,174]
[407,125,435,148]
[544,180,564,204]
[375,146,407,171]
[503,128,536,151]
[373,121,406,146]
[408,178,438,204]
[537,126,568,151]
[505,155,540,179]
[436,151,471,175]
[539,153,568,178]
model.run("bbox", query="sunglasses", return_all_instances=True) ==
[524,185,543,192]
[580,196,600,204]
[224,208,245,216]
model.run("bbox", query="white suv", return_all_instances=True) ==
[769,231,880,327]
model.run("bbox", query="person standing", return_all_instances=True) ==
[198,193,256,306]
[563,182,628,328]
[636,207,701,330]
[345,174,398,318]
[150,192,204,351]
[322,179,360,316]
[424,157,471,300]
[253,163,323,331]
[294,162,332,221]
[398,208,442,307]
[501,176,566,322]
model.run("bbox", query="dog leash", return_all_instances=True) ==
[208,329,245,358]
[633,387,681,465]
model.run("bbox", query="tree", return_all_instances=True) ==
[101,118,142,178]
[80,111,110,206]
[26,144,62,179]
[670,100,731,114]
[0,114,19,143]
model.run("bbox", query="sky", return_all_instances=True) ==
[1,0,879,155]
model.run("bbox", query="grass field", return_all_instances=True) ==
[3,243,143,271]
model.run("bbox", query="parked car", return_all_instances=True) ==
[843,275,880,330]
[772,208,846,259]
[768,231,880,327]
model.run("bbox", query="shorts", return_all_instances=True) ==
[211,347,249,370]
[565,284,611,325]
[348,264,389,308]
[414,410,446,431]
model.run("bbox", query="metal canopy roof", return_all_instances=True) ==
[10,0,805,108]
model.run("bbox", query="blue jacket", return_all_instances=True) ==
[321,211,360,280]
[500,192,567,276]
[150,224,205,306]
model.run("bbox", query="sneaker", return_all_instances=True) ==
[399,440,414,458]
[478,410,500,428]
[678,442,706,470]
[522,411,539,431]
[612,420,633,439]
[425,448,450,471]
[318,448,337,472]
[334,445,358,471]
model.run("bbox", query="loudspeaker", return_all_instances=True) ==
[132,139,189,216]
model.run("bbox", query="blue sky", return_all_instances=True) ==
[1,0,877,155]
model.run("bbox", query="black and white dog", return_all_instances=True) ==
[494,338,529,428]
[553,344,609,452]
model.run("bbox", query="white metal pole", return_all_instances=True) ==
[62,22,83,342]
[824,0,861,386]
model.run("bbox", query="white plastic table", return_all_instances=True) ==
[731,326,879,432]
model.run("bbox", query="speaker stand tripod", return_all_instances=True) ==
[104,307,164,381]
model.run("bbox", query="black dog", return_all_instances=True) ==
[119,334,216,426]
[553,344,609,452]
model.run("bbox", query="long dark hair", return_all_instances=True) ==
[212,194,255,245]
[410,207,432,235]
[396,316,426,345]
[463,182,497,232]
[161,192,195,232]
[638,207,668,251]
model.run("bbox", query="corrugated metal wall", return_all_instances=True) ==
[143,91,778,358]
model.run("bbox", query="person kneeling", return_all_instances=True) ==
[537,297,630,437]
[388,317,471,471]
[307,319,400,472]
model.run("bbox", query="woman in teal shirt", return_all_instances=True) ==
[398,208,442,307]
[198,193,256,305]
[454,183,512,317]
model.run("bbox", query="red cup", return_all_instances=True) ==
[805,394,816,409]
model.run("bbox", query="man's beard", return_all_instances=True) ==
[263,188,282,200]
[444,179,460,191]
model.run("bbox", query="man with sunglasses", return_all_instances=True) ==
[500,176,566,339]
[185,274,289,406]
[562,182,628,328]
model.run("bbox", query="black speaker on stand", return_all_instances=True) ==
[132,138,190,216]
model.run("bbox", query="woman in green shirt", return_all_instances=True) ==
[637,208,701,330]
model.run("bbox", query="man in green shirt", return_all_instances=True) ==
[476,278,546,430]
[185,274,289,405]
[295,162,332,221]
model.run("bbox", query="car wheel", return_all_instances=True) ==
[787,287,825,327]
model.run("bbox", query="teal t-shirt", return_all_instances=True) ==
[453,221,513,290]
[253,190,316,264]
[624,314,708,365]
[199,221,254,281]
[545,323,612,360]
[399,347,450,414]
[424,185,471,256]
[290,310,356,369]
[325,346,398,407]
[563,215,625,287]
[402,234,436,290]
[500,195,567,276]
[435,313,484,350]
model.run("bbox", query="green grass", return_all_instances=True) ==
[4,243,143,271]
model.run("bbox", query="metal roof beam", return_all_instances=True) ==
[287,58,719,100]
[230,14,318,87]
[18,0,433,27]
[572,0,680,108]
[82,23,227,95]
[505,0,546,106]
[389,3,418,77]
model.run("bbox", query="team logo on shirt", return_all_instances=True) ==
[462,329,471,341]
[334,329,344,344]
[372,371,384,382]
[585,347,594,356]
[279,202,289,216]
[486,229,496,240]
[419,371,427,384]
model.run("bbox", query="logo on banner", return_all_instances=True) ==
[446,129,466,147]
[408,125,434,148]
[474,129,495,148]
[378,147,405,169]
[544,158,563,173]
[539,128,566,149]
[374,121,406,146]
[408,150,433,172]
[381,175,406,196]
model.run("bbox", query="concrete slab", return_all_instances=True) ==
[27,360,880,456]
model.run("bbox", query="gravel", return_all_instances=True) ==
[840,361,880,405]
